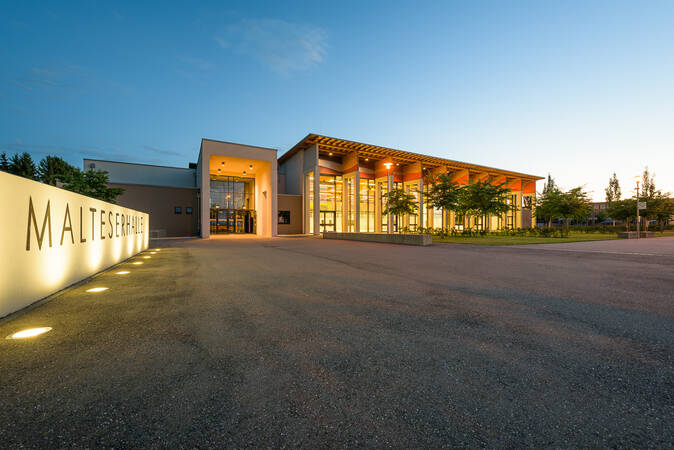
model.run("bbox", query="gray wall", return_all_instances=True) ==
[84,159,196,188]
[278,150,304,195]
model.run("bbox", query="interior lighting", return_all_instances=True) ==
[116,271,130,275]
[6,327,52,339]
[365,158,369,161]
[132,262,143,265]
[86,287,108,293]
[329,152,333,156]
[396,163,400,166]
[383,162,393,170]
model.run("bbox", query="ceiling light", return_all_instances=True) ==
[249,164,253,169]
[329,152,333,156]
[132,262,143,265]
[217,168,221,172]
[116,271,130,275]
[86,287,108,293]
[221,161,225,165]
[243,170,246,175]
[396,163,400,166]
[365,158,369,161]
[7,327,52,339]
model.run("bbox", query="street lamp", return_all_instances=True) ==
[384,162,393,233]
[635,176,641,238]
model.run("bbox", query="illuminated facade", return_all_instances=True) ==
[86,134,541,238]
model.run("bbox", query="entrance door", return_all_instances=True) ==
[320,211,336,232]
[210,209,256,234]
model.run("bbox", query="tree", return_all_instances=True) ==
[37,155,78,186]
[383,187,417,233]
[63,169,125,203]
[642,191,673,232]
[0,152,9,171]
[605,172,621,226]
[609,199,637,231]
[536,183,562,229]
[426,174,461,231]
[556,187,591,236]
[641,167,656,199]
[8,152,38,179]
[456,181,512,230]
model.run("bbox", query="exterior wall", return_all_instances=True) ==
[84,159,196,188]
[0,171,149,318]
[279,150,304,195]
[277,194,303,234]
[199,139,278,238]
[111,183,199,237]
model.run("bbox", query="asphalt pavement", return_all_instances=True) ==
[0,236,672,447]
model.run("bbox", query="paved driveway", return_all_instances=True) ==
[0,236,672,447]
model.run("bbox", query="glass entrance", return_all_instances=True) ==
[320,211,336,232]
[210,209,256,234]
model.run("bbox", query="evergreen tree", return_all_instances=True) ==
[605,172,621,226]
[0,152,9,171]
[37,155,77,185]
[63,169,124,203]
[542,173,557,195]
[641,167,656,199]
[8,152,38,179]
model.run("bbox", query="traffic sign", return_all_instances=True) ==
[638,201,647,210]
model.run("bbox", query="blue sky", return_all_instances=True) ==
[1,0,672,200]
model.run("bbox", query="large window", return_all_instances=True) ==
[406,183,420,231]
[320,175,343,232]
[345,177,355,232]
[380,180,401,232]
[306,172,314,234]
[210,175,255,210]
[454,214,465,231]
[506,194,517,229]
[433,208,443,230]
[359,178,375,232]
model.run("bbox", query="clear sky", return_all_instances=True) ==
[1,0,672,200]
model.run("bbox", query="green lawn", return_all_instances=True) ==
[433,232,620,245]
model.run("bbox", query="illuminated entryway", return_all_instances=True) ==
[210,175,257,234]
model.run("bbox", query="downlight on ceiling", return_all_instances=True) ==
[86,287,108,293]
[6,327,52,339]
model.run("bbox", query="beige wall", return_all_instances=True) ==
[0,172,149,318]
[278,194,303,234]
[111,183,198,237]
[198,139,278,238]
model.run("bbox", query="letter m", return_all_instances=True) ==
[26,197,52,251]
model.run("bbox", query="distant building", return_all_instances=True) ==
[589,202,609,224]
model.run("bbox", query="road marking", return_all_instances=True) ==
[514,247,671,257]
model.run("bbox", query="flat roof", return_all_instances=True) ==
[279,133,543,180]
[84,158,195,171]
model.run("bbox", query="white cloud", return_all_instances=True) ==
[215,18,327,75]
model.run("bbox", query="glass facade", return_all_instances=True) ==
[359,178,375,232]
[345,177,355,232]
[380,180,401,232]
[320,175,343,232]
[210,175,256,234]
[306,172,314,234]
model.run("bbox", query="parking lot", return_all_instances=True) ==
[0,236,672,447]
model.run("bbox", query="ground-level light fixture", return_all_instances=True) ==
[142,256,151,259]
[6,327,52,339]
[150,251,156,254]
[132,262,143,265]
[116,271,130,275]
[86,287,108,293]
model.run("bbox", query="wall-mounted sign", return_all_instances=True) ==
[0,172,149,318]
[638,201,647,210]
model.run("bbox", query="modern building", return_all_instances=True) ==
[85,134,542,238]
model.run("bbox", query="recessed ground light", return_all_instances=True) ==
[154,249,161,251]
[6,327,52,339]
[132,262,143,265]
[86,287,108,293]
[149,252,156,254]
[116,271,130,275]
[142,256,151,259]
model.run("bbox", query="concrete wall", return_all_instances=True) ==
[84,159,196,188]
[279,150,303,195]
[110,183,199,237]
[0,171,149,318]
[277,194,303,234]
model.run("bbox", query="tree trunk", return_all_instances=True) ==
[547,218,552,229]
[565,218,569,236]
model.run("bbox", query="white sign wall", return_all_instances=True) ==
[0,171,149,318]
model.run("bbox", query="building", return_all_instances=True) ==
[85,134,542,238]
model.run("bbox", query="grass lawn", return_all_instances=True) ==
[433,232,620,245]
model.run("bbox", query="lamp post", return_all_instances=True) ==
[384,162,393,233]
[635,176,641,238]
